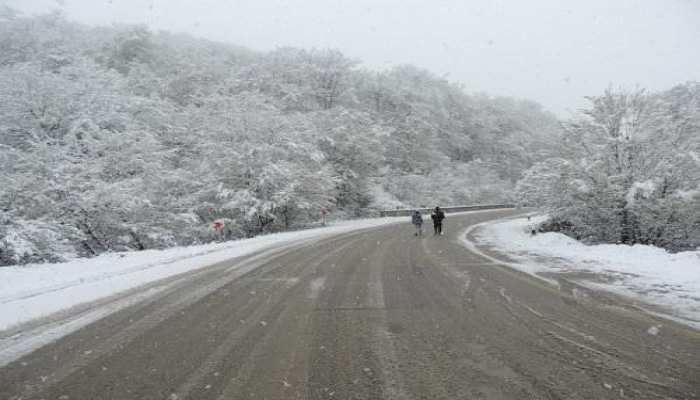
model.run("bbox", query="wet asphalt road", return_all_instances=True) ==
[1,209,699,399]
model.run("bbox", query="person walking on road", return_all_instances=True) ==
[431,206,445,236]
[411,210,424,236]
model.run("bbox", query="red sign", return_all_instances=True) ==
[212,221,224,230]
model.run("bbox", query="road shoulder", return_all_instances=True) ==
[460,215,700,331]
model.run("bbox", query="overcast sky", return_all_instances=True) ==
[5,0,700,117]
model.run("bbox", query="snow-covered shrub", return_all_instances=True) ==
[0,218,79,265]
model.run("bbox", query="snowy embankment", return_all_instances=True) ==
[462,215,700,329]
[0,217,406,332]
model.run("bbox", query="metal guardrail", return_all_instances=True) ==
[379,204,516,217]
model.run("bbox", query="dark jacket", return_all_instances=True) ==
[431,210,445,223]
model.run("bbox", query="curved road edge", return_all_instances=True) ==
[459,214,700,333]
[458,213,561,286]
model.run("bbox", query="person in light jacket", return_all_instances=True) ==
[411,210,424,236]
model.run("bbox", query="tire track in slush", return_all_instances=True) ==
[4,234,364,400]
[4,246,299,400]
[366,234,410,400]
[177,236,362,399]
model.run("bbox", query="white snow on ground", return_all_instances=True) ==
[463,215,700,329]
[0,217,407,332]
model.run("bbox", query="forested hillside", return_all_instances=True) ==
[0,10,560,264]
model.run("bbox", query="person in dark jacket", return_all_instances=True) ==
[411,210,424,236]
[431,206,445,236]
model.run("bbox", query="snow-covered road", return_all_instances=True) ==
[2,209,698,399]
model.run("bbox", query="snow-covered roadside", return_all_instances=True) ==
[0,217,407,332]
[461,215,700,329]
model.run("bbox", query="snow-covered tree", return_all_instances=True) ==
[518,86,700,250]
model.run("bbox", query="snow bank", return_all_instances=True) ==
[464,215,700,328]
[0,217,406,331]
